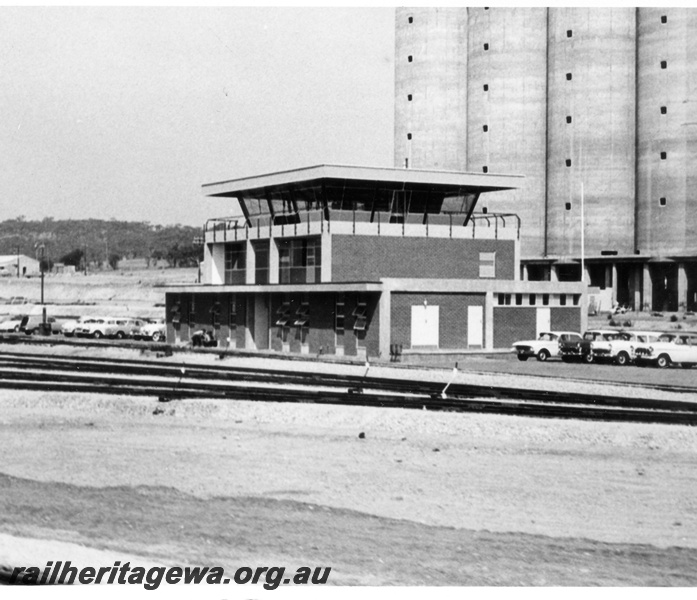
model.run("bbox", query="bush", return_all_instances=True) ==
[670,314,678,322]
[609,319,619,327]
[623,320,633,327]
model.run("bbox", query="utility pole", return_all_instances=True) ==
[16,245,20,278]
[36,242,47,334]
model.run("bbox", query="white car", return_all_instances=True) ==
[512,331,582,362]
[590,330,662,366]
[0,315,25,333]
[135,319,166,342]
[75,317,111,339]
[634,332,697,369]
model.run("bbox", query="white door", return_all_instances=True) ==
[411,305,439,347]
[467,305,484,348]
[536,307,551,336]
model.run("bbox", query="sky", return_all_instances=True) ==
[0,7,395,227]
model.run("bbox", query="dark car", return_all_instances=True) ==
[559,329,621,364]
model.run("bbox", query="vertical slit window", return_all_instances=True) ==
[483,84,489,92]
[659,197,667,207]
[660,60,667,69]
[408,16,413,23]
[407,94,412,101]
[660,151,667,160]
[661,15,667,23]
[567,29,572,38]
[482,166,488,173]
[483,124,488,132]
[566,115,572,124]
[566,72,572,81]
[483,43,489,51]
[407,55,413,63]
[565,159,572,167]
[660,106,667,115]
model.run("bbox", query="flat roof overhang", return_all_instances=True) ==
[167,282,384,294]
[202,164,523,198]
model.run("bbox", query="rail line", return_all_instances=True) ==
[0,351,696,426]
[2,334,696,394]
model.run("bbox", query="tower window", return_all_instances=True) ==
[483,124,488,132]
[483,84,489,92]
[407,133,412,140]
[661,15,667,23]
[483,43,489,51]
[567,29,572,37]
[565,159,572,167]
[659,197,667,206]
[565,202,572,211]
[482,207,488,214]
[660,60,667,69]
[566,115,572,124]
[408,55,413,63]
[408,16,413,23]
[482,166,488,173]
[407,94,412,101]
[660,106,667,114]
[566,72,572,81]
[660,151,667,160]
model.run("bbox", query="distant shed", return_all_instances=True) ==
[0,255,41,277]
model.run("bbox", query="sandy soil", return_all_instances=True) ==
[2,389,697,585]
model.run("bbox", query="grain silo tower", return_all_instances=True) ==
[636,8,697,257]
[465,7,548,259]
[394,7,468,171]
[545,8,636,264]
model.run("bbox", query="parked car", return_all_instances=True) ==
[0,315,25,333]
[75,317,111,339]
[512,331,582,362]
[135,319,166,342]
[20,315,64,335]
[589,330,662,365]
[559,329,622,363]
[103,318,146,339]
[61,317,86,337]
[634,332,697,368]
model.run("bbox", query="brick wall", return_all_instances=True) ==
[493,307,583,347]
[391,293,487,349]
[268,292,380,358]
[493,307,537,347]
[332,235,515,281]
[551,307,582,333]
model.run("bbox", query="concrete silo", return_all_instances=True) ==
[546,8,636,260]
[637,8,697,256]
[636,8,697,311]
[466,7,548,259]
[394,7,468,171]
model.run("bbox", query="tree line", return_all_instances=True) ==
[0,217,203,270]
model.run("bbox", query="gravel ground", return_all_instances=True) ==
[2,344,697,585]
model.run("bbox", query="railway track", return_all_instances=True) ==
[0,350,696,425]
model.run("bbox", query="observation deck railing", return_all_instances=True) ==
[204,210,520,244]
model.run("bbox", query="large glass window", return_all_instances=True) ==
[277,237,322,284]
[252,240,269,285]
[224,243,246,285]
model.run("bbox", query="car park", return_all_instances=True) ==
[512,331,582,362]
[634,332,697,368]
[0,315,25,333]
[589,330,662,366]
[559,329,621,363]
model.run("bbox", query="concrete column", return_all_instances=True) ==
[209,244,225,285]
[321,232,332,283]
[484,291,494,350]
[583,264,591,287]
[550,265,559,282]
[678,263,688,311]
[520,264,529,281]
[604,265,612,289]
[611,263,618,304]
[642,263,652,312]
[245,240,255,285]
[632,265,642,312]
[378,289,391,360]
[268,238,279,284]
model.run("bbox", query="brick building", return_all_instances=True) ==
[166,165,586,358]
